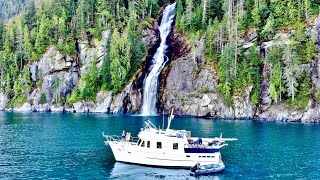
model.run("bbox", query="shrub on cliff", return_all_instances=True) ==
[79,57,101,101]
[39,93,47,105]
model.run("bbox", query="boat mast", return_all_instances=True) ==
[166,109,174,130]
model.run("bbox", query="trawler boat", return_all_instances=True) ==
[102,110,237,168]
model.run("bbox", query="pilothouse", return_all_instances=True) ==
[102,110,237,169]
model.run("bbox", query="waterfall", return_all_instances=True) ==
[141,3,176,115]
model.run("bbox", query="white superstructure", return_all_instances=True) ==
[103,112,237,168]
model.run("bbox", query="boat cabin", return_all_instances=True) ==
[133,120,224,154]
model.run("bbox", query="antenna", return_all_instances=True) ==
[166,109,174,130]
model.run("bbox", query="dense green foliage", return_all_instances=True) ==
[0,0,29,21]
[0,0,160,105]
[175,0,319,109]
[39,93,47,105]
[0,0,319,110]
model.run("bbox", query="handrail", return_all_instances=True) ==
[184,143,227,149]
[102,132,139,143]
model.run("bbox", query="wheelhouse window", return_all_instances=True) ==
[147,141,150,148]
[141,141,145,147]
[173,143,178,150]
[157,142,162,149]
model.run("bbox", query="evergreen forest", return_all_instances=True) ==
[0,0,319,111]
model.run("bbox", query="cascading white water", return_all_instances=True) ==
[141,3,176,115]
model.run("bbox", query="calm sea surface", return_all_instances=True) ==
[0,112,319,179]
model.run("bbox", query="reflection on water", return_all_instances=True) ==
[110,162,221,180]
[1,112,320,179]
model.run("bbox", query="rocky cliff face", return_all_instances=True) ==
[160,38,233,117]
[1,14,320,123]
[158,14,320,123]
[2,31,110,112]
[12,45,80,112]
[0,92,8,110]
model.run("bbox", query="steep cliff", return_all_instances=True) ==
[5,31,110,112]
[159,14,320,123]
[161,38,233,117]
[1,1,319,124]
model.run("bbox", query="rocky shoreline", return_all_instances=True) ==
[1,104,320,124]
[1,14,320,124]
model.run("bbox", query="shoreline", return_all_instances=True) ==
[1,109,319,124]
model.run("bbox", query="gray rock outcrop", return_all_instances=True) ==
[73,101,97,113]
[161,42,233,117]
[234,86,255,118]
[37,46,73,77]
[301,106,320,123]
[110,81,142,114]
[27,45,80,112]
[14,102,32,112]
[95,91,113,113]
[79,30,110,74]
[13,31,111,113]
[0,92,8,110]
[259,104,304,122]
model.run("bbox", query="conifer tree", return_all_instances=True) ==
[16,24,24,70]
[35,14,50,54]
[303,0,311,19]
[22,25,32,62]
[13,66,31,99]
[186,0,194,28]
[80,56,101,100]
[0,22,4,50]
[251,0,260,27]
[101,31,112,91]
[202,0,208,27]
[24,0,37,30]
[110,29,131,94]
[283,44,300,102]
[76,0,88,36]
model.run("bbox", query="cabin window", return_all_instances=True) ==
[147,141,150,148]
[137,139,142,146]
[207,156,210,158]
[141,141,145,147]
[211,156,215,158]
[157,142,162,149]
[202,156,206,158]
[173,143,178,150]
[186,155,190,158]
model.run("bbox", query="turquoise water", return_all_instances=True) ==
[0,112,320,179]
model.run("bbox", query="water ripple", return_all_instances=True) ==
[0,112,319,179]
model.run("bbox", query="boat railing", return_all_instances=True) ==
[102,133,139,143]
[103,135,122,142]
[184,143,227,149]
